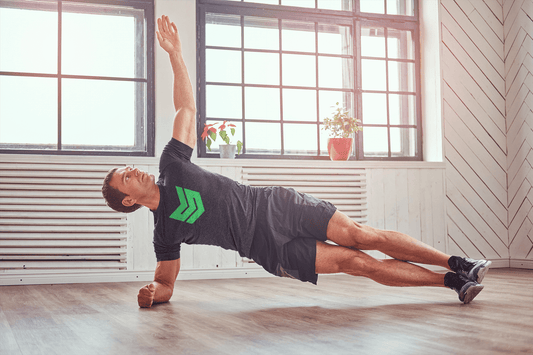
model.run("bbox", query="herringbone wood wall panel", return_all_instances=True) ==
[441,0,511,264]
[503,0,533,265]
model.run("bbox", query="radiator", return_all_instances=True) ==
[241,165,367,223]
[0,162,127,273]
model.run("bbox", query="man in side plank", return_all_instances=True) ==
[102,15,491,307]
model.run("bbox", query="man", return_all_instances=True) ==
[102,15,491,308]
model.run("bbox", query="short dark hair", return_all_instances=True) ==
[102,168,142,213]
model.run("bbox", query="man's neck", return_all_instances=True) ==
[143,185,161,211]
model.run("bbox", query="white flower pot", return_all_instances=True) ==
[219,144,237,159]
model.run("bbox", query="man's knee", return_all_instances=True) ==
[327,212,383,249]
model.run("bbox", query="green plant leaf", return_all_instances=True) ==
[206,138,212,151]
[237,141,243,154]
[209,131,217,141]
[219,130,228,141]
[231,128,235,136]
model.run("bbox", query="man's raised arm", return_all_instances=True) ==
[137,259,181,308]
[157,15,196,149]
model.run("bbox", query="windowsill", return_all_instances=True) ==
[193,157,446,169]
[0,152,445,169]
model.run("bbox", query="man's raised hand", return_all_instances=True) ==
[137,283,156,308]
[156,15,182,54]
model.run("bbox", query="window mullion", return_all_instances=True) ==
[241,15,246,155]
[279,18,284,156]
[315,21,320,157]
[57,0,62,151]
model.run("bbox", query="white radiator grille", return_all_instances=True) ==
[0,162,127,272]
[242,166,367,223]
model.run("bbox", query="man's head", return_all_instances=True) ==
[102,167,157,213]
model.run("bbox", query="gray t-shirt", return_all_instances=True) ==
[151,138,258,261]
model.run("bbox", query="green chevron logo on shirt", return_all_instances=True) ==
[169,187,205,224]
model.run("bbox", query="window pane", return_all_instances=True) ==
[319,91,353,123]
[388,29,414,60]
[0,76,57,146]
[283,89,316,122]
[245,87,280,120]
[363,127,388,157]
[244,16,279,50]
[360,0,385,14]
[245,52,279,85]
[282,54,316,87]
[204,120,242,153]
[284,124,317,155]
[245,122,281,154]
[391,127,416,157]
[387,0,415,16]
[62,79,138,147]
[207,49,242,83]
[281,0,315,8]
[0,5,57,74]
[318,0,352,11]
[206,12,241,48]
[388,61,415,92]
[389,94,416,125]
[361,27,385,58]
[282,20,315,53]
[318,24,352,55]
[362,59,386,91]
[318,57,353,89]
[362,93,387,124]
[62,10,138,78]
[319,124,330,155]
[207,85,242,119]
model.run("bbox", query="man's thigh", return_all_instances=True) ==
[315,241,375,275]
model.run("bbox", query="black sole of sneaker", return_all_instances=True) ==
[463,284,484,304]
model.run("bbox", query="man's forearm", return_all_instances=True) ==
[169,52,195,113]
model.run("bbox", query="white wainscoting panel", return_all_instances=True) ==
[366,168,447,257]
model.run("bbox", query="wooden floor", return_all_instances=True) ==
[0,268,532,355]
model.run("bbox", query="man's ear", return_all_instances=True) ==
[122,196,137,207]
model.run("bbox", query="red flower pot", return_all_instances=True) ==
[327,137,353,161]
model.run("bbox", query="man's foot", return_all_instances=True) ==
[444,272,484,304]
[449,256,492,283]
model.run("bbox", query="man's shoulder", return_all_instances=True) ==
[159,138,194,173]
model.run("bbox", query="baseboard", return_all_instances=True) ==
[1,258,528,286]
[488,258,511,268]
[510,259,533,269]
[0,267,273,286]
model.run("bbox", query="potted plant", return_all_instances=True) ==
[201,120,243,159]
[322,102,362,161]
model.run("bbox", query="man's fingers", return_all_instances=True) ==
[163,15,170,34]
[156,31,163,45]
[171,22,178,34]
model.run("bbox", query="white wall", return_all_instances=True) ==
[0,0,460,285]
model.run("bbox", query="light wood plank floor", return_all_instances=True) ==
[0,268,532,355]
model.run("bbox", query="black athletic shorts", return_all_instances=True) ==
[248,186,337,285]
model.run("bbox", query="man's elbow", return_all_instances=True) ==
[177,106,196,117]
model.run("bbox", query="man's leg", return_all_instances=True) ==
[315,241,445,287]
[326,211,451,269]
[315,241,485,303]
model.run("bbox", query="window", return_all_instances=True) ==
[197,0,420,160]
[0,0,154,156]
